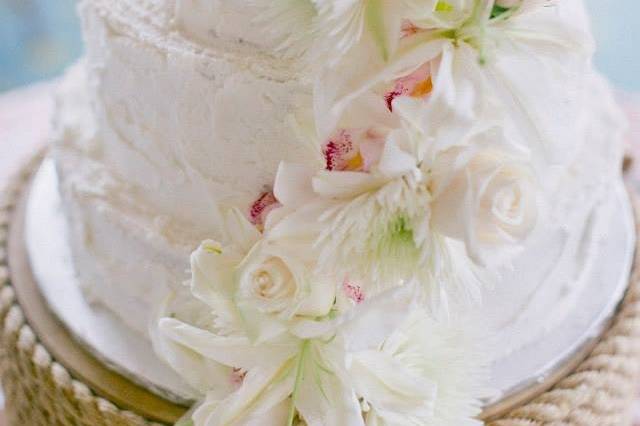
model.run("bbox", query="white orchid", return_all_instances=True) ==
[311,0,591,165]
[271,118,538,312]
[255,0,587,167]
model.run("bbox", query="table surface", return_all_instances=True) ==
[2,83,640,424]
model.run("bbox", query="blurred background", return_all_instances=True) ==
[0,0,638,93]
[0,0,82,92]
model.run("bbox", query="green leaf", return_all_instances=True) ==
[490,4,510,18]
[175,419,194,426]
[365,0,389,61]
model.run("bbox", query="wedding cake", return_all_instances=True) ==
[31,0,635,424]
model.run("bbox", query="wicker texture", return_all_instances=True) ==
[1,155,639,426]
[0,155,164,426]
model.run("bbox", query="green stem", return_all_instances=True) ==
[287,340,310,426]
[365,0,389,61]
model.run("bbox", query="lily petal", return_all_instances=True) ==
[351,350,436,422]
[159,318,299,370]
[192,363,294,426]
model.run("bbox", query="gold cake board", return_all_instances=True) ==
[2,152,640,426]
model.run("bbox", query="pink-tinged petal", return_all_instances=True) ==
[359,135,386,172]
[323,129,361,171]
[384,88,404,112]
[340,283,419,353]
[401,19,421,38]
[249,191,280,231]
[323,128,387,173]
[384,62,433,112]
[343,281,365,304]
[192,364,294,426]
[230,367,247,389]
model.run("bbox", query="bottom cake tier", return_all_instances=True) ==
[3,153,640,425]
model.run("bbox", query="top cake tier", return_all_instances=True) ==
[174,0,310,53]
[77,0,317,241]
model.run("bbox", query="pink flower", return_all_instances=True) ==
[343,281,365,304]
[230,368,247,388]
[324,129,360,171]
[384,63,433,112]
[249,191,280,231]
[323,129,386,172]
[401,20,421,38]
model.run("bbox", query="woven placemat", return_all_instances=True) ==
[1,151,640,425]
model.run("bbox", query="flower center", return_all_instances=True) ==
[343,281,365,304]
[249,191,280,231]
[492,182,524,225]
[230,368,247,388]
[385,63,433,112]
[256,271,274,297]
[247,257,296,307]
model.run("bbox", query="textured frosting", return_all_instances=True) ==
[174,0,285,50]
[80,0,314,240]
[52,0,628,369]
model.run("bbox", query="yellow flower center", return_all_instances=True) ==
[411,76,434,98]
[345,151,365,171]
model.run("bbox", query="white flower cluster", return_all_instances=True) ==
[156,1,592,425]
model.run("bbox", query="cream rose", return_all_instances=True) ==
[237,254,297,315]
[431,145,539,267]
[235,242,336,326]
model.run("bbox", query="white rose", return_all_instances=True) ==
[237,253,297,315]
[431,145,538,267]
[235,242,336,331]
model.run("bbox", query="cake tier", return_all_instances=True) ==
[35,151,636,404]
[50,0,634,405]
[76,0,316,241]
[12,157,640,424]
[54,0,319,335]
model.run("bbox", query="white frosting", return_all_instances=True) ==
[53,0,317,335]
[79,0,313,239]
[174,0,284,50]
[50,0,631,392]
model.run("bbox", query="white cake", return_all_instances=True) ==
[36,0,635,422]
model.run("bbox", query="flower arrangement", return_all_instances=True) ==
[154,1,592,424]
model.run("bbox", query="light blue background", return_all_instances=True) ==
[586,0,640,93]
[0,0,82,92]
[0,0,638,92]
